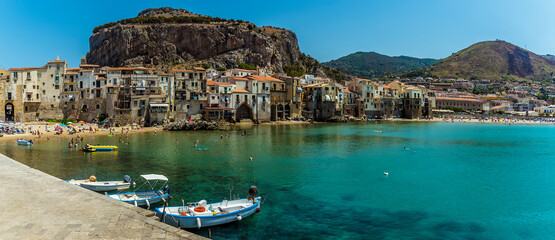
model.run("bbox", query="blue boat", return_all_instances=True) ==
[107,174,169,208]
[155,186,261,229]
[17,139,33,145]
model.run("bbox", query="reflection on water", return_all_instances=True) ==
[2,122,555,239]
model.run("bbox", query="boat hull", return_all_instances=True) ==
[155,199,260,229]
[78,181,131,192]
[108,190,169,207]
[17,140,33,145]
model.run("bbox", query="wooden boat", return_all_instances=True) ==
[108,174,170,208]
[155,186,261,229]
[67,175,133,192]
[82,144,118,152]
[17,139,33,145]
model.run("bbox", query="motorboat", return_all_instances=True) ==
[82,144,118,152]
[155,186,261,229]
[67,175,133,192]
[108,174,170,208]
[17,139,33,145]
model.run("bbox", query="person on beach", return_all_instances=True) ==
[220,134,223,139]
[176,139,179,144]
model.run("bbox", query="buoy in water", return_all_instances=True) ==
[384,172,389,176]
[249,157,253,161]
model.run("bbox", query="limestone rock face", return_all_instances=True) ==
[86,8,303,71]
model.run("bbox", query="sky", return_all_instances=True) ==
[0,0,554,69]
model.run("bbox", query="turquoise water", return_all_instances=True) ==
[3,122,555,239]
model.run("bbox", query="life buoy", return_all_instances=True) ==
[194,206,206,212]
[180,212,187,216]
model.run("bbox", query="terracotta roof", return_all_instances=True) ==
[232,77,249,81]
[66,72,78,75]
[490,105,506,110]
[193,67,206,71]
[174,69,194,73]
[246,75,284,82]
[232,68,256,72]
[207,80,216,86]
[67,68,80,71]
[9,66,47,71]
[232,89,250,93]
[383,85,393,89]
[215,82,231,86]
[107,67,155,71]
[343,89,356,94]
[79,64,100,68]
[47,60,66,64]
[436,97,482,103]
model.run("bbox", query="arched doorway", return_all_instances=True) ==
[270,105,277,121]
[235,102,254,121]
[5,103,14,122]
[277,105,284,120]
[284,105,291,119]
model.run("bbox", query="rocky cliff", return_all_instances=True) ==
[86,7,318,74]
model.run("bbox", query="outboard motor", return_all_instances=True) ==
[163,185,170,195]
[123,175,134,185]
[248,185,258,202]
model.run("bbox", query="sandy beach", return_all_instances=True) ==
[0,123,162,144]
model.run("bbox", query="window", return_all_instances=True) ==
[13,72,18,78]
[7,92,12,100]
[96,105,100,109]
[55,74,59,83]
[113,78,117,85]
[42,90,45,94]
[55,85,59,89]
[56,64,60,70]
[38,73,41,78]
[80,82,83,88]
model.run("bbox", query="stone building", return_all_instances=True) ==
[2,57,66,122]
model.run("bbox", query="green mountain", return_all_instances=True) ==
[321,51,438,79]
[407,41,555,82]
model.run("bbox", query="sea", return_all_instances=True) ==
[3,122,555,239]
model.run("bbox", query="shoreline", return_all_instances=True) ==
[3,117,554,144]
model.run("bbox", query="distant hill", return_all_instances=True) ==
[321,52,438,79]
[408,41,555,82]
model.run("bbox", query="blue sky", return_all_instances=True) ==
[0,0,554,68]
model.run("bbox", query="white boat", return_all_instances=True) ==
[108,174,170,208]
[155,186,261,229]
[67,175,133,192]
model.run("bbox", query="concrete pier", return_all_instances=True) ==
[0,153,206,239]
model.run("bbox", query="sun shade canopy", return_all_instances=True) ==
[140,174,168,181]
